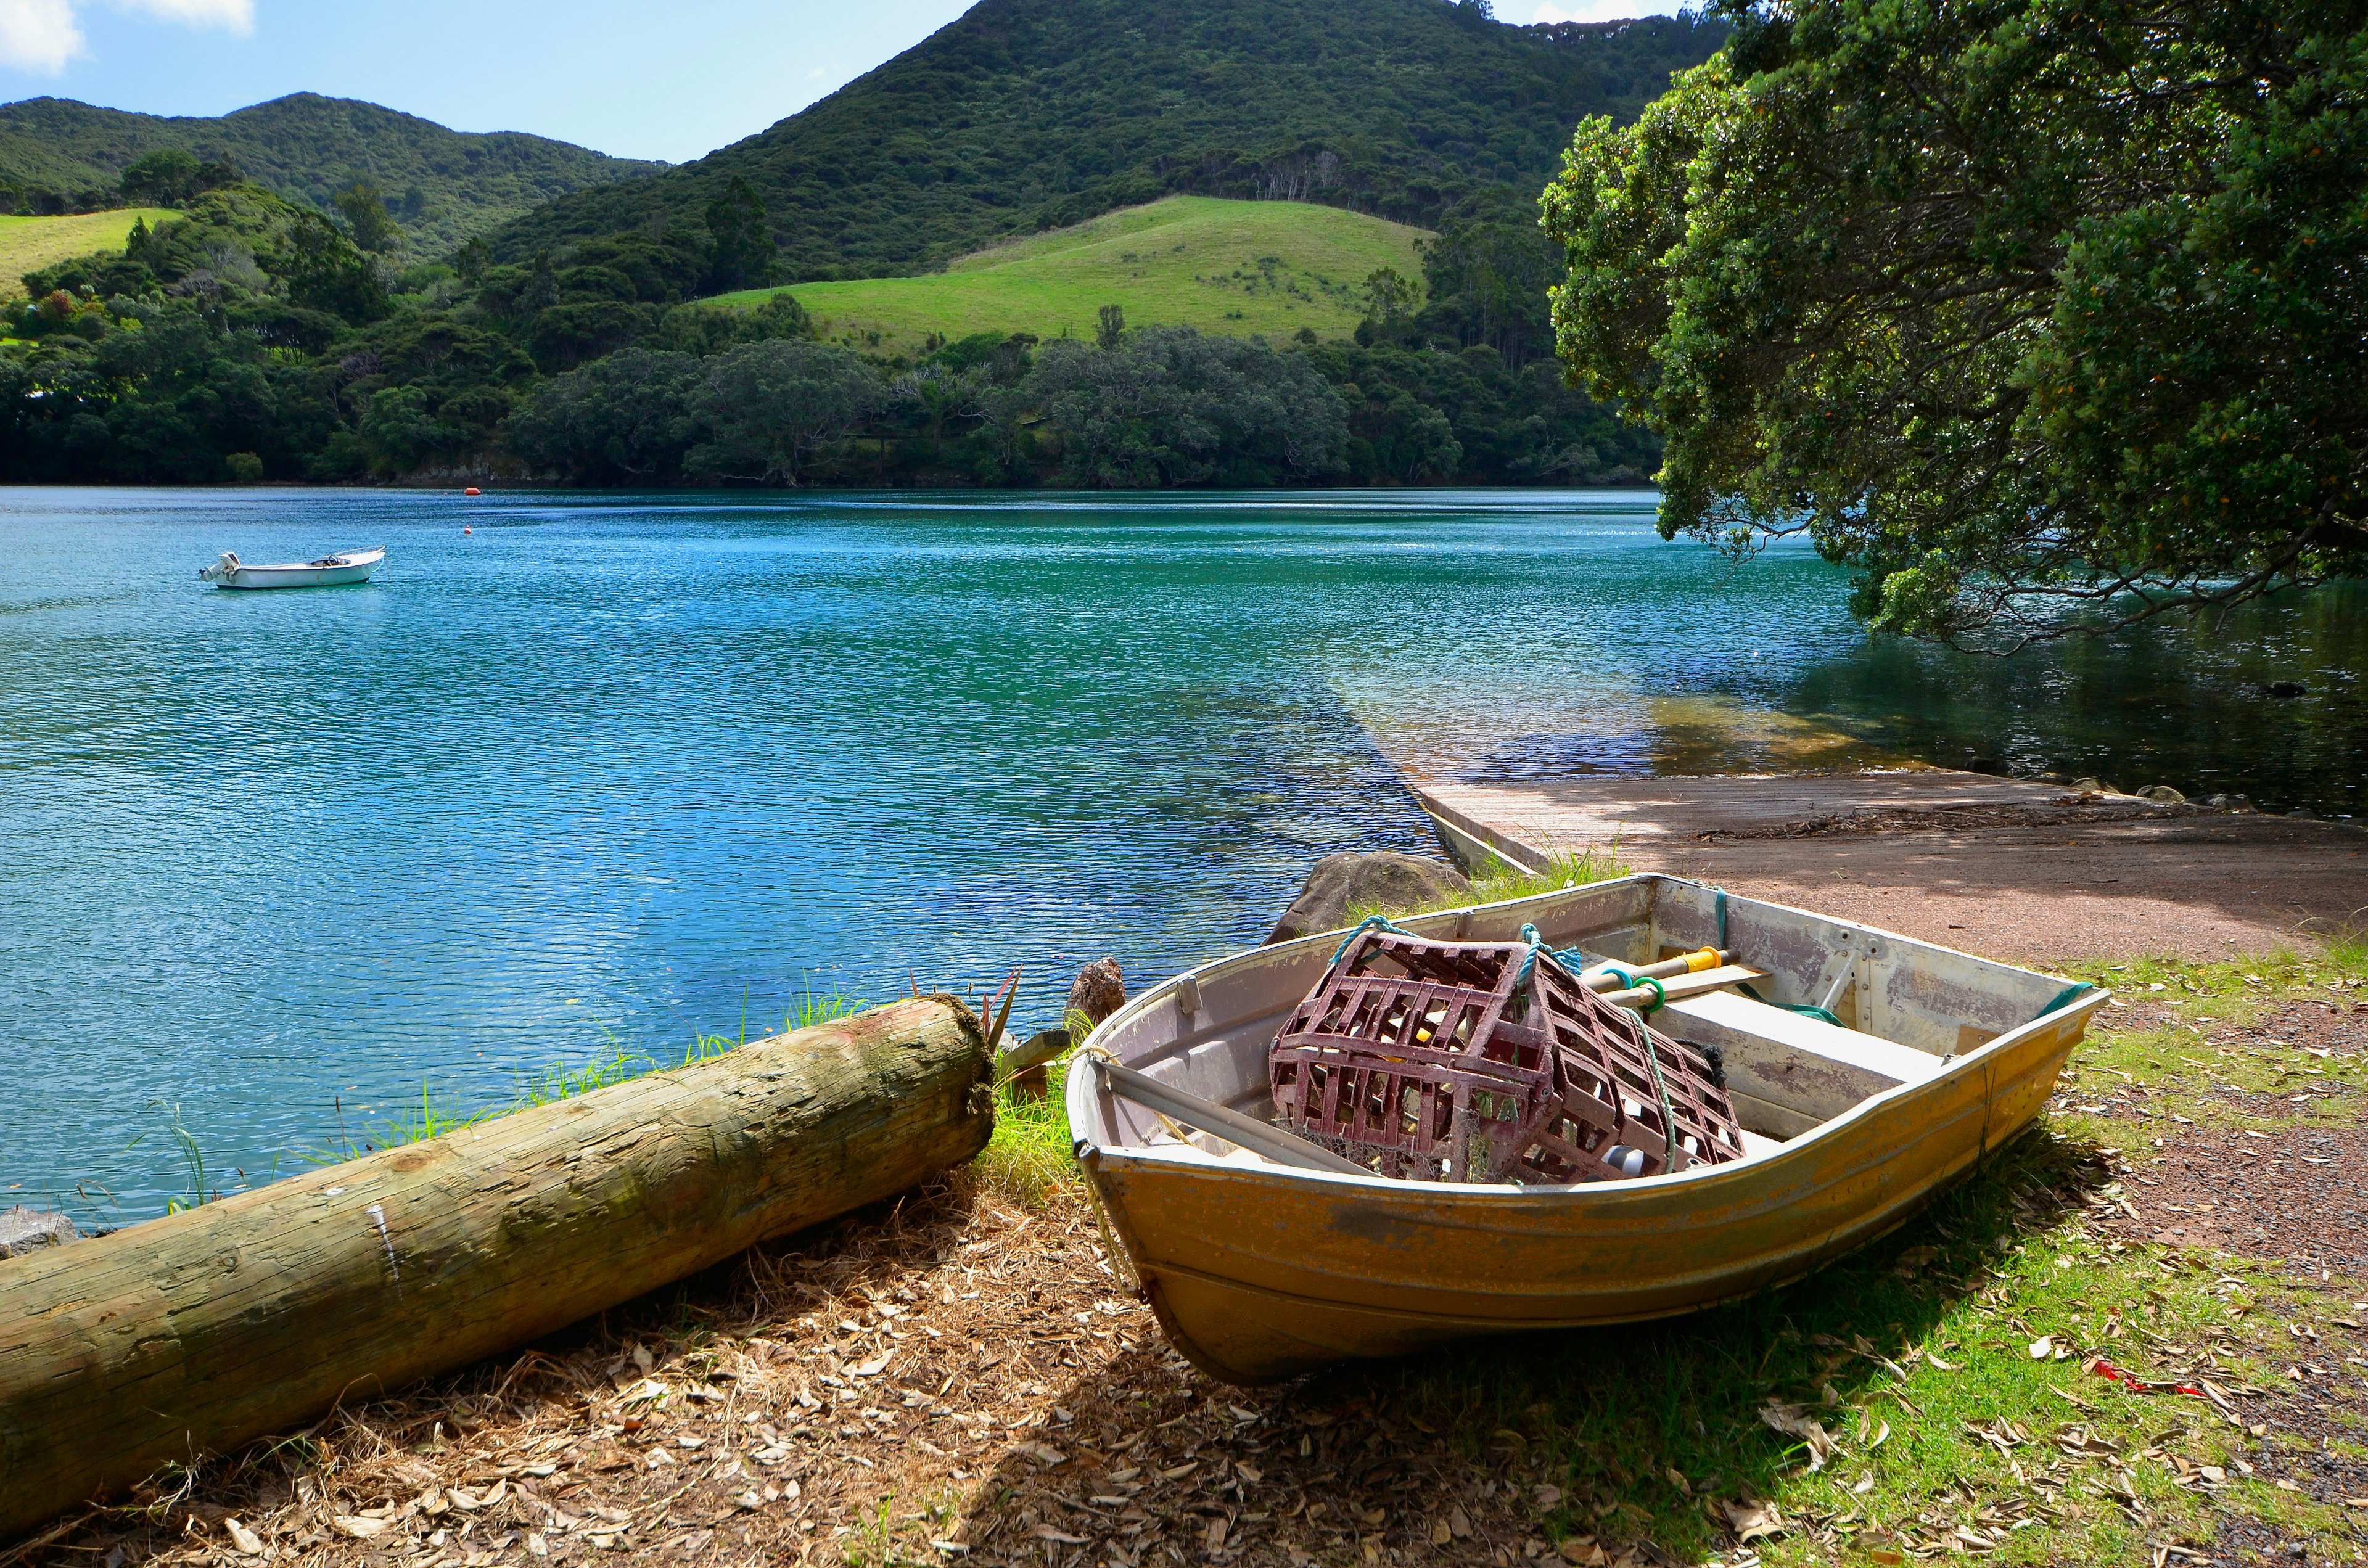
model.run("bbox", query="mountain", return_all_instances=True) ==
[0,94,663,251]
[486,0,1725,281]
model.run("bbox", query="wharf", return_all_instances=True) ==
[1418,770,2368,964]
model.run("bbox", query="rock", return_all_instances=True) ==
[1066,958,1125,1030]
[2070,777,2105,794]
[2203,792,2255,812]
[2289,807,2322,820]
[2037,772,2067,784]
[0,1207,80,1258]
[1267,851,1473,945]
[2136,785,2186,803]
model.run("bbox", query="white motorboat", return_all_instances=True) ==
[198,548,384,589]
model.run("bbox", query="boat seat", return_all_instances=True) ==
[1656,989,1949,1136]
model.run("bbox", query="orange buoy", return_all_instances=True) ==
[464,486,482,496]
[463,527,473,535]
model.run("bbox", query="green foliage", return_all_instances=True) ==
[118,146,238,206]
[507,347,705,483]
[1541,0,2368,644]
[976,1059,1080,1204]
[332,180,403,254]
[1025,325,1350,486]
[702,175,776,294]
[0,92,660,246]
[1361,264,1416,330]
[1305,337,1656,484]
[685,339,884,484]
[488,0,1725,279]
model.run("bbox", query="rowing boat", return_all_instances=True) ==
[198,548,384,589]
[1066,873,2103,1384]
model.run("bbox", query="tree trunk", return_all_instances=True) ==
[0,998,993,1540]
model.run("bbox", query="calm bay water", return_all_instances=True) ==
[4,487,2361,1217]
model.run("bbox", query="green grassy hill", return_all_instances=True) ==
[0,208,175,297]
[0,94,660,251]
[488,0,1724,279]
[712,196,1428,352]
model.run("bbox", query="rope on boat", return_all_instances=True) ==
[2035,980,2096,1020]
[1735,980,1843,1028]
[1328,913,1428,967]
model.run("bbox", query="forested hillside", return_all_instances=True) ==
[489,0,1725,279]
[1,0,1700,491]
[0,94,662,250]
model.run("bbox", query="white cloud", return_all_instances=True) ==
[1532,0,1680,22]
[110,0,253,31]
[0,0,84,73]
[1,0,250,73]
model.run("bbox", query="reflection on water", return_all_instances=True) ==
[0,487,2357,1215]
[1768,582,2368,814]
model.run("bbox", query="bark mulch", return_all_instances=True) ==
[6,1175,1571,1568]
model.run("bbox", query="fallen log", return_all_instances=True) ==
[0,997,993,1541]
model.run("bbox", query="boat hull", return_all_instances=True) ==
[202,548,383,589]
[1069,875,2100,1384]
[212,562,378,589]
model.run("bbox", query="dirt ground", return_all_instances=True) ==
[1420,773,2368,965]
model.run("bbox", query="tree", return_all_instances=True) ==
[703,176,777,294]
[1542,0,2368,644]
[1024,326,1349,486]
[509,348,705,482]
[1096,304,1127,351]
[118,148,236,206]
[332,181,404,254]
[1359,266,1417,337]
[685,340,879,483]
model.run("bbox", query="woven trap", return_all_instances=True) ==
[1267,927,1744,1184]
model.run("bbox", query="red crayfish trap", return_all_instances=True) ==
[1267,925,1745,1184]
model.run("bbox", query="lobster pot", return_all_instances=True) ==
[1267,928,1744,1184]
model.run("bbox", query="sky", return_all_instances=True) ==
[0,0,1685,165]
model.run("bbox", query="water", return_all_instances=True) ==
[3,488,2361,1218]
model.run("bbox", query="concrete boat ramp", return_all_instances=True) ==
[1418,770,2368,964]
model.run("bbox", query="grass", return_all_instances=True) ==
[1343,843,1633,928]
[706,195,1429,355]
[934,930,2368,1562]
[1360,937,2368,1565]
[0,209,178,297]
[324,982,878,1161]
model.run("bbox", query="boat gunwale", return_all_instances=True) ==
[223,546,386,573]
[1067,872,2104,1207]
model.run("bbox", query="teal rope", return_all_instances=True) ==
[1327,913,1429,967]
[1629,1006,1685,1172]
[1595,965,1667,1013]
[2036,981,2095,1020]
[1735,980,1842,1028]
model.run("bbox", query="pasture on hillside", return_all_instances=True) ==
[1,210,178,298]
[711,196,1429,353]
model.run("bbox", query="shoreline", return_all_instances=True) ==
[1415,768,2368,964]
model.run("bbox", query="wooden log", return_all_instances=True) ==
[0,998,992,1541]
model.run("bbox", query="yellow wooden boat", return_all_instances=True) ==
[1066,873,2103,1384]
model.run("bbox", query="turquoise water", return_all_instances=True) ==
[3,488,2361,1218]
